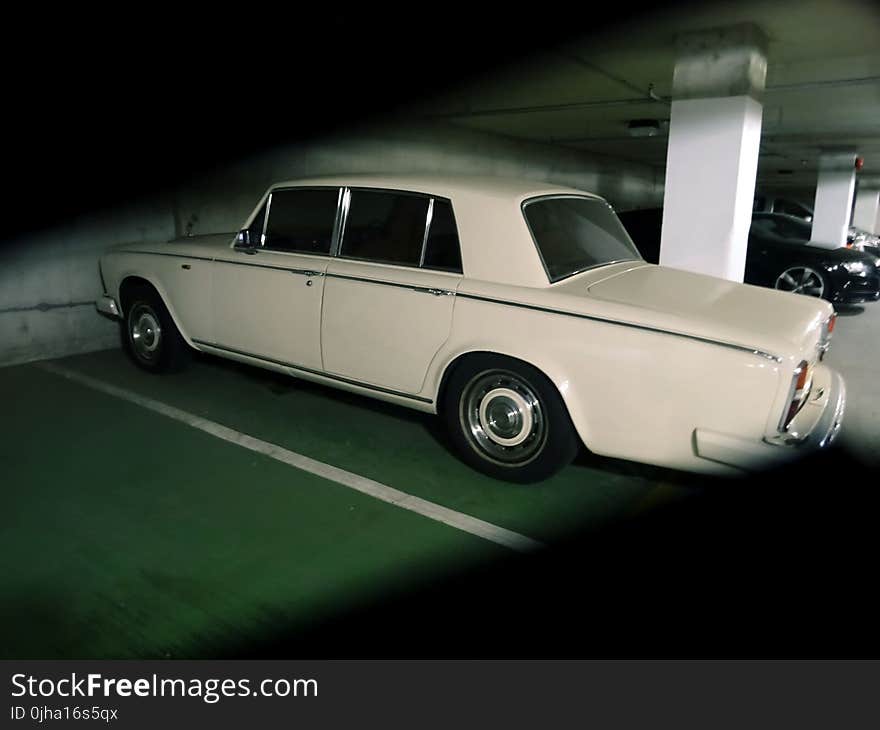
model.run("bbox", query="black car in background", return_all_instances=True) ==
[618,208,880,305]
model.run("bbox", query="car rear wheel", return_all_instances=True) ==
[774,266,827,299]
[443,354,579,483]
[122,285,189,373]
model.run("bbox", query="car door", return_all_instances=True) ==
[210,187,341,371]
[320,188,463,396]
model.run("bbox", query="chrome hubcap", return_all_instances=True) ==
[129,304,162,361]
[775,267,825,298]
[461,370,546,465]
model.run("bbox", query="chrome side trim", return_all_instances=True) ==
[260,192,273,247]
[329,187,345,257]
[332,187,352,257]
[213,258,317,275]
[115,250,453,291]
[191,339,433,404]
[457,292,783,363]
[419,197,435,267]
[113,251,216,263]
[328,272,455,296]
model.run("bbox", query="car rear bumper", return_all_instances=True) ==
[693,364,845,471]
[786,367,846,449]
[832,276,880,303]
[96,295,121,318]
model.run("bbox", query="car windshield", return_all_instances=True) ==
[523,196,642,282]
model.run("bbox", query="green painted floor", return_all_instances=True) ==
[0,349,696,658]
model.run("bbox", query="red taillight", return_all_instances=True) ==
[794,365,809,392]
[819,313,837,360]
[780,360,811,432]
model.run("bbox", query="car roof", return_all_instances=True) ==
[268,174,603,202]
[254,175,610,288]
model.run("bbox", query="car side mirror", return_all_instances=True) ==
[235,230,259,253]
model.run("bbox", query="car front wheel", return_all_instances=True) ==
[443,354,579,483]
[122,285,189,373]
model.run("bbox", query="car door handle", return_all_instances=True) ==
[425,288,452,296]
[294,269,324,278]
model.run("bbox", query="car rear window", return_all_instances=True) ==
[523,196,642,282]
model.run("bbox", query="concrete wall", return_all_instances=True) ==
[0,199,175,367]
[0,121,662,367]
[175,121,663,237]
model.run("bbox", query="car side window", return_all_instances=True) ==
[422,199,463,273]
[341,190,429,266]
[264,188,339,255]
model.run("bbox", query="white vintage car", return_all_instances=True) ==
[96,175,845,482]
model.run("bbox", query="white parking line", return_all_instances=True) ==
[38,362,545,554]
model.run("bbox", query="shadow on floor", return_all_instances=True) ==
[193,351,703,490]
[204,446,878,659]
[835,303,865,317]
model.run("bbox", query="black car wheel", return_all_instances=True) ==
[774,266,828,299]
[443,354,579,483]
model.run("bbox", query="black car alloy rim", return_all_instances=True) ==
[775,266,825,298]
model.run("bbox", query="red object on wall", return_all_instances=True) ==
[855,157,864,170]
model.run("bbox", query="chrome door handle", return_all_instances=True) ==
[426,288,451,296]
[295,270,324,278]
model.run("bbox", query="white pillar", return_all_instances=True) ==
[659,24,767,282]
[852,188,879,234]
[810,151,856,248]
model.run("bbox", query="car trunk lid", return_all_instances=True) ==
[566,263,830,359]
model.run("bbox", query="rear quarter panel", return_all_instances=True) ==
[425,291,788,473]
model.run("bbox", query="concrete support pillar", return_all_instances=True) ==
[852,188,879,235]
[810,151,856,248]
[659,24,767,282]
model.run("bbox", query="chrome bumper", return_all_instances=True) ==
[694,367,846,471]
[806,370,846,449]
[96,295,120,318]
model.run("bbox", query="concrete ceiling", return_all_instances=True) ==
[420,0,880,193]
